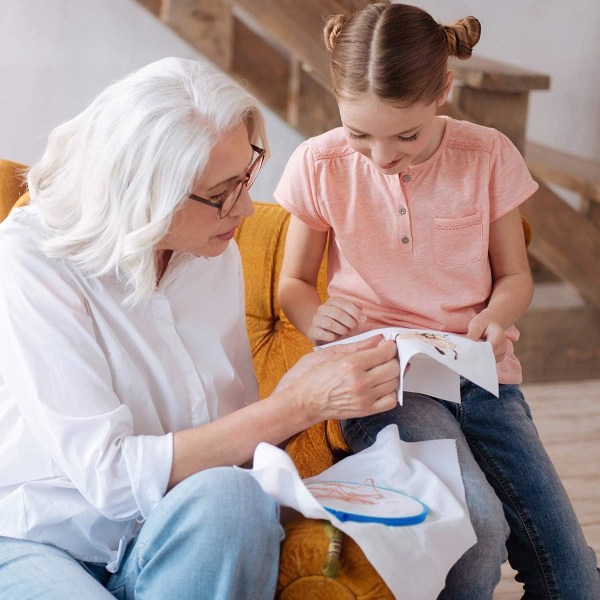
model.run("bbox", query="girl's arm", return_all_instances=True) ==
[278,216,326,334]
[467,208,534,360]
[279,216,364,344]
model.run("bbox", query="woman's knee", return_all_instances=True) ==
[184,466,270,502]
[123,469,282,599]
[164,467,279,531]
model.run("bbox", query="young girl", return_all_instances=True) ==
[276,3,599,598]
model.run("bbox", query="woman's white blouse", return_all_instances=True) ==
[0,206,259,570]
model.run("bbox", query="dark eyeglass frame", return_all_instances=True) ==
[188,144,266,218]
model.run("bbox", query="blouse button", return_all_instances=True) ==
[399,207,407,215]
[402,174,411,182]
[401,236,410,244]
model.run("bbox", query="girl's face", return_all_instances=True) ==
[338,79,451,175]
[157,123,255,257]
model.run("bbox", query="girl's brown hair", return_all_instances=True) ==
[324,2,480,105]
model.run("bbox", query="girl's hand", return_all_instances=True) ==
[466,312,507,362]
[307,297,366,345]
[284,335,399,423]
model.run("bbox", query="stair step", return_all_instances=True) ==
[529,282,586,311]
[525,141,600,204]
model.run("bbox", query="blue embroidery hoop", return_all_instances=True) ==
[306,479,429,526]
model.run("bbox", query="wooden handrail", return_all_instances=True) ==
[451,55,550,92]
[232,0,337,90]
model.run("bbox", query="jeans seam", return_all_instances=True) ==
[346,418,378,448]
[465,435,557,600]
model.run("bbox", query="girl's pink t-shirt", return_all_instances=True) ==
[274,117,539,384]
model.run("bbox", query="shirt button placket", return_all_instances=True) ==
[399,172,412,251]
[151,294,210,426]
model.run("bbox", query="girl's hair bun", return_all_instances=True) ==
[324,14,349,52]
[444,16,481,59]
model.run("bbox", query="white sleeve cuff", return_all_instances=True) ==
[122,432,173,519]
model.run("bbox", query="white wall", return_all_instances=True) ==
[0,0,303,202]
[0,0,598,205]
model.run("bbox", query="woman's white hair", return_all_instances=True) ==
[27,57,268,307]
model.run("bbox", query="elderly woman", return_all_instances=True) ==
[0,58,399,599]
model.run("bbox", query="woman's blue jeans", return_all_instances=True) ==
[341,380,600,599]
[0,467,283,599]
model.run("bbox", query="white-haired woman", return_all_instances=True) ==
[0,58,399,599]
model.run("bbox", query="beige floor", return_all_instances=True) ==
[493,379,600,598]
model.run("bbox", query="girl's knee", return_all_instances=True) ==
[459,464,508,543]
[468,486,509,550]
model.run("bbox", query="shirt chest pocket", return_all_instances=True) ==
[433,212,483,266]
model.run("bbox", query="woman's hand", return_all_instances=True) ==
[466,310,507,362]
[307,297,366,345]
[280,335,399,424]
[170,336,398,486]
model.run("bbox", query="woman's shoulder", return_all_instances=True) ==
[0,205,76,290]
[0,205,50,258]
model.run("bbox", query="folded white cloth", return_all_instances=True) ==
[246,424,476,599]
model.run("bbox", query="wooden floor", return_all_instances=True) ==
[493,379,600,598]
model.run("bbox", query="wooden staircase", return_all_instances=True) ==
[136,0,600,383]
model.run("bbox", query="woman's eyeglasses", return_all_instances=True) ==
[188,144,266,218]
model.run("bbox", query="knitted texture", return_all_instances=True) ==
[277,517,393,599]
[0,159,27,221]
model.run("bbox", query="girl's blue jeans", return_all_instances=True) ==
[0,467,283,599]
[341,380,600,599]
